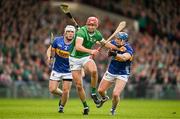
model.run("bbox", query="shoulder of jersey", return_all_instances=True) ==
[95,29,101,34]
[125,43,131,48]
[54,36,64,41]
[111,40,116,45]
[78,26,86,32]
[125,43,134,52]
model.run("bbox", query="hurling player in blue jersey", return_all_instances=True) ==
[46,25,76,113]
[97,32,134,115]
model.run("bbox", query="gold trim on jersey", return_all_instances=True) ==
[114,57,124,62]
[55,48,69,58]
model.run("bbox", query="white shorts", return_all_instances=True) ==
[102,71,129,82]
[69,56,93,70]
[50,70,72,81]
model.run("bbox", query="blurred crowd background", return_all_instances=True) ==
[0,0,179,99]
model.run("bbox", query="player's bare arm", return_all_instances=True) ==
[116,52,132,61]
[46,46,52,62]
[46,45,55,64]
[76,36,99,55]
[109,51,132,62]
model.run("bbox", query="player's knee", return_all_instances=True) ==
[76,83,83,91]
[113,92,120,98]
[49,87,56,94]
[63,88,69,95]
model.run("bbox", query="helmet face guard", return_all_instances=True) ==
[86,17,99,27]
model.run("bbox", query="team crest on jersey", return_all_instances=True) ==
[90,38,96,43]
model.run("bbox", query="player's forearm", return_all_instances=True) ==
[75,44,92,54]
[105,42,119,50]
[46,46,52,58]
[115,53,131,62]
[47,46,55,58]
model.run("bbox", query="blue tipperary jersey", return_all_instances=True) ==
[52,36,72,73]
[108,40,134,75]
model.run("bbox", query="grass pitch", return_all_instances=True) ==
[0,98,179,119]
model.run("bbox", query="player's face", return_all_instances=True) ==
[65,31,75,41]
[115,38,125,46]
[87,23,98,33]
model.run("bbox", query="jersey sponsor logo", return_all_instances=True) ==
[55,49,69,58]
[57,44,62,48]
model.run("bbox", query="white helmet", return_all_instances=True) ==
[64,25,76,33]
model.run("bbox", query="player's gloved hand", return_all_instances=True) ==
[108,50,117,57]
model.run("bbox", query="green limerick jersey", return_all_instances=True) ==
[70,26,103,58]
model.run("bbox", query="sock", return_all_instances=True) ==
[82,101,88,108]
[59,99,61,106]
[91,87,96,94]
[112,106,116,110]
[59,104,64,110]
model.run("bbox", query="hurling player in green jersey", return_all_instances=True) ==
[69,16,120,115]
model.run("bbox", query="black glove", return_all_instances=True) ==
[108,50,117,57]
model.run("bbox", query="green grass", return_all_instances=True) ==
[0,98,179,119]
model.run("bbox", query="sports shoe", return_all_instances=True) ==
[91,94,101,104]
[96,95,109,108]
[110,108,116,115]
[58,108,64,113]
[83,107,89,115]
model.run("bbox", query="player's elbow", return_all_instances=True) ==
[125,54,133,61]
[75,44,82,51]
